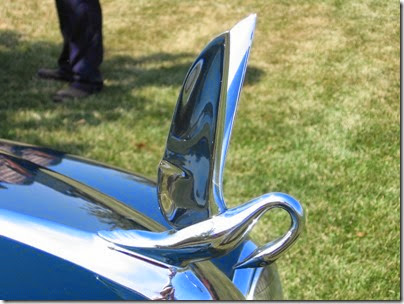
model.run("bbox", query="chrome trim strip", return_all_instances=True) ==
[212,14,256,209]
[246,267,264,300]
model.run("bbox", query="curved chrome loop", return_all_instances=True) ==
[233,193,305,269]
[98,192,304,269]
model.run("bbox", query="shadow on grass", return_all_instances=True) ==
[0,29,265,154]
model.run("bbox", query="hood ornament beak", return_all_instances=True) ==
[98,15,305,269]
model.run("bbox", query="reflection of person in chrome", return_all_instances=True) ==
[0,143,62,168]
[20,148,62,168]
[0,143,63,185]
[0,155,34,185]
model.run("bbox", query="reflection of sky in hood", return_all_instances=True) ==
[0,149,142,232]
[0,141,170,229]
[0,166,141,232]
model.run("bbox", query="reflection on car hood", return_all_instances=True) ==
[0,139,248,300]
[0,139,166,233]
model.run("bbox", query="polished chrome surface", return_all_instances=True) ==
[157,15,257,228]
[98,192,304,269]
[246,264,283,300]
[233,193,304,269]
[231,239,283,299]
[0,208,244,300]
[0,14,304,299]
[0,138,264,295]
[0,146,246,299]
[232,240,263,296]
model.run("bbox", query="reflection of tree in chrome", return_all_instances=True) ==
[41,173,145,231]
[47,176,145,231]
[80,199,143,230]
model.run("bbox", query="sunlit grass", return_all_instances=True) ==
[0,0,399,300]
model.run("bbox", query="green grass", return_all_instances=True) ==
[0,0,399,300]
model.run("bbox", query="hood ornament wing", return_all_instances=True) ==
[98,15,305,269]
[157,14,257,228]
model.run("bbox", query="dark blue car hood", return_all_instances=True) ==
[0,139,170,233]
[0,139,251,300]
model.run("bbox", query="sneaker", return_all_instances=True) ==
[37,68,73,82]
[52,85,91,102]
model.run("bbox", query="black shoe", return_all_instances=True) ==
[37,68,73,82]
[52,85,91,102]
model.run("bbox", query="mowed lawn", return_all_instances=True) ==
[0,0,399,300]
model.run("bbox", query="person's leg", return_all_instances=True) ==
[55,0,73,74]
[40,0,104,100]
[37,0,73,81]
[68,0,103,93]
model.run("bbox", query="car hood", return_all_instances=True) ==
[0,139,169,233]
[0,139,249,300]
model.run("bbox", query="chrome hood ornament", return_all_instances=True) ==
[99,192,304,269]
[98,15,305,269]
[157,14,257,228]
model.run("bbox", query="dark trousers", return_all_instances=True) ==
[56,0,103,92]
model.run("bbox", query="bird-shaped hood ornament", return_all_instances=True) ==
[98,14,305,269]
